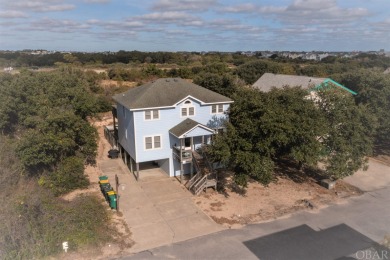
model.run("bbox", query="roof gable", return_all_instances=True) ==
[113,78,233,110]
[169,118,214,138]
[252,73,356,95]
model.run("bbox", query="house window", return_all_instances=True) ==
[181,108,187,117]
[145,110,159,120]
[181,100,195,117]
[145,136,162,150]
[211,104,223,114]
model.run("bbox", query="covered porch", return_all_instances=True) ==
[169,118,215,183]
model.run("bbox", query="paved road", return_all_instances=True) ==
[121,184,390,260]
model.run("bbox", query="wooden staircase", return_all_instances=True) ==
[187,149,217,195]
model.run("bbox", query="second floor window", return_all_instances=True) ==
[145,110,159,120]
[211,104,224,114]
[181,100,195,117]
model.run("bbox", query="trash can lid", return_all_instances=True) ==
[107,191,116,195]
[99,179,109,184]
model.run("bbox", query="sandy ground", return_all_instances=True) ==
[193,171,362,229]
[373,154,390,167]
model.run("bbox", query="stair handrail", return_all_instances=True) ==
[188,171,202,190]
[195,175,207,195]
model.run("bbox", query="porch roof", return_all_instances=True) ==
[169,118,215,138]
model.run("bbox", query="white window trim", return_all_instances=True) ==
[144,109,160,121]
[144,135,162,150]
[211,104,224,114]
[180,99,195,118]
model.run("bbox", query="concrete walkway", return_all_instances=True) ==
[98,159,223,253]
[343,158,390,192]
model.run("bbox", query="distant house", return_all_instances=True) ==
[112,78,233,179]
[252,73,357,95]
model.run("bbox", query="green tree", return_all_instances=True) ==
[315,89,377,179]
[193,73,242,97]
[42,156,89,195]
[336,69,390,144]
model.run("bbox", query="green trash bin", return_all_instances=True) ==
[107,191,117,209]
[99,175,108,181]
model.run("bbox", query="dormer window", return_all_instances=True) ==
[145,109,159,120]
[181,100,195,117]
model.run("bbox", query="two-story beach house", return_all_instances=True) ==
[112,78,233,180]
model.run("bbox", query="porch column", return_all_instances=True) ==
[124,151,128,165]
[113,116,116,133]
[136,163,140,181]
[130,157,133,173]
[180,138,183,184]
[190,137,194,179]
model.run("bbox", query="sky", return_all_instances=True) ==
[0,0,389,52]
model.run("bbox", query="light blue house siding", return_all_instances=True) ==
[128,97,229,177]
[117,103,136,161]
[185,127,214,138]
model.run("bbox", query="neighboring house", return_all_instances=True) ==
[252,73,357,95]
[112,78,233,179]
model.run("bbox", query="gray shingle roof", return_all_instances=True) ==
[113,78,233,110]
[169,118,214,138]
[252,73,326,92]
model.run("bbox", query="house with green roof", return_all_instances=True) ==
[252,73,357,95]
[112,78,233,180]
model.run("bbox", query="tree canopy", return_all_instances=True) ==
[209,86,376,187]
[0,68,109,194]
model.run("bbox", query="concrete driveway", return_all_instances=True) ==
[99,159,223,253]
[343,158,390,192]
[124,159,390,260]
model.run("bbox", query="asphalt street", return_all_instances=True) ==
[122,184,390,260]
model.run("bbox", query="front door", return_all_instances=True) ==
[184,137,191,149]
